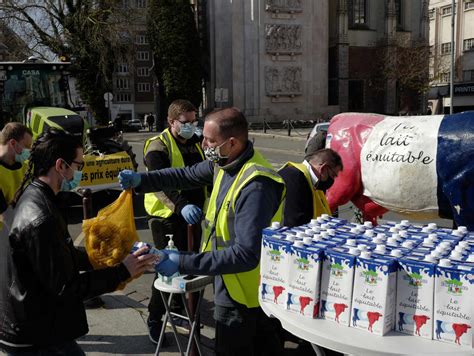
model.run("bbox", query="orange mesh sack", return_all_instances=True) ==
[83,190,139,271]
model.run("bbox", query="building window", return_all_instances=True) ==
[117,63,129,74]
[395,0,403,29]
[441,42,452,55]
[441,6,452,16]
[463,70,474,81]
[136,0,147,8]
[440,72,450,83]
[349,0,368,27]
[115,93,131,102]
[429,9,435,19]
[465,2,474,10]
[136,51,150,61]
[137,83,151,92]
[116,78,130,90]
[122,0,130,7]
[137,67,150,77]
[136,35,148,44]
[464,38,474,51]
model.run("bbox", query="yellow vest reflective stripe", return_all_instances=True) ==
[201,150,285,308]
[143,129,206,218]
[282,162,331,218]
[0,163,27,207]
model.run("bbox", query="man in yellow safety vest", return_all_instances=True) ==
[142,99,207,343]
[279,148,343,227]
[119,107,286,355]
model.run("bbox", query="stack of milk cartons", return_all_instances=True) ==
[286,239,324,318]
[350,250,398,335]
[259,222,292,307]
[434,226,474,348]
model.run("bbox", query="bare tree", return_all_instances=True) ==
[0,0,134,122]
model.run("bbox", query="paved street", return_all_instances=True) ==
[62,128,452,356]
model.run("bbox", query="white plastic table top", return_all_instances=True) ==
[261,302,473,356]
[153,276,212,294]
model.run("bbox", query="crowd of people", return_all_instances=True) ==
[0,103,342,356]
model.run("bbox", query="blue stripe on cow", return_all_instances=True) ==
[436,111,474,230]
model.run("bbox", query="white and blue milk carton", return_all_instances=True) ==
[260,228,292,308]
[320,246,359,326]
[286,241,324,318]
[434,259,474,348]
[350,251,398,336]
[396,254,437,339]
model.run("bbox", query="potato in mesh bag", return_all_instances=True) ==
[85,220,133,268]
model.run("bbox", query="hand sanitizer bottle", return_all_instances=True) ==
[164,234,179,284]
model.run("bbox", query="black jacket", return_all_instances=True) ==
[0,180,130,349]
[278,165,313,227]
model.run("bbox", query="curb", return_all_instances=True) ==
[124,130,310,143]
[249,131,309,142]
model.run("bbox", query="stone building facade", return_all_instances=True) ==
[428,0,474,114]
[205,0,429,122]
[206,0,331,123]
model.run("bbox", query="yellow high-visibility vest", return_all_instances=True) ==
[281,161,331,218]
[143,129,206,218]
[201,150,285,308]
[0,162,27,229]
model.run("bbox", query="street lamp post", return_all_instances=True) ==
[450,0,455,114]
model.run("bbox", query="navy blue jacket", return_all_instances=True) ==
[140,142,284,307]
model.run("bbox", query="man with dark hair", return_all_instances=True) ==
[279,148,343,227]
[0,129,156,355]
[142,99,207,343]
[0,123,33,228]
[119,107,286,355]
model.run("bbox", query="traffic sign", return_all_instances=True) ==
[103,92,113,101]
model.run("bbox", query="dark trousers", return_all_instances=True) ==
[147,215,201,321]
[214,304,284,356]
[5,340,85,356]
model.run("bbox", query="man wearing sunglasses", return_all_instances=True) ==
[279,148,343,227]
[142,99,208,344]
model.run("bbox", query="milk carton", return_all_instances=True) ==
[259,234,292,307]
[396,254,437,339]
[286,241,324,318]
[320,246,359,326]
[350,252,398,335]
[434,259,474,347]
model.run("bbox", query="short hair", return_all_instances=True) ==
[0,122,33,145]
[14,128,83,204]
[205,107,248,140]
[168,100,197,120]
[307,148,343,171]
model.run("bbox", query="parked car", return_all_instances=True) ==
[305,122,330,150]
[125,119,142,132]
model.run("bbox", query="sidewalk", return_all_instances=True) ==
[124,127,312,143]
[78,273,217,355]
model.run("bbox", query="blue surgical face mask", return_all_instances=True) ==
[60,161,83,191]
[178,122,196,140]
[15,148,30,163]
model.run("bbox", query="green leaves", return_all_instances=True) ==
[147,0,203,116]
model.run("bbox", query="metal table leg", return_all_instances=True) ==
[155,291,184,356]
[181,290,205,356]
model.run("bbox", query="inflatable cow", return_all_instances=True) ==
[325,111,474,230]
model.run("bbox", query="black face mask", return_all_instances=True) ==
[316,176,334,192]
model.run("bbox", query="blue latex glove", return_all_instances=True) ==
[118,169,141,190]
[155,250,180,277]
[181,204,203,225]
